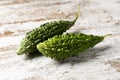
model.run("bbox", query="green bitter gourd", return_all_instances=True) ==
[17,6,80,55]
[37,33,108,61]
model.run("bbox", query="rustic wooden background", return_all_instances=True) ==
[0,0,120,80]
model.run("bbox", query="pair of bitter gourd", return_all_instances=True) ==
[17,6,109,61]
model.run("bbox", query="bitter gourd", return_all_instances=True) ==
[37,33,107,61]
[17,6,80,55]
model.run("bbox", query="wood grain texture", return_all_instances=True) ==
[0,0,120,80]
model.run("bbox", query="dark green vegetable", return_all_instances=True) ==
[37,33,107,61]
[17,6,80,55]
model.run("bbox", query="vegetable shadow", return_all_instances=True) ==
[58,45,112,64]
[25,50,42,60]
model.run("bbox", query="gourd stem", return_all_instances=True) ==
[72,5,80,24]
[103,34,112,37]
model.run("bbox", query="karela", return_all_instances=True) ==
[37,33,106,61]
[17,6,80,55]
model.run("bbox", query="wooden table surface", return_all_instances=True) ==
[0,0,120,80]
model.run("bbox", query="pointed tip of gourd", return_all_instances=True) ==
[16,47,24,55]
[17,53,21,55]
[16,49,22,55]
[16,51,21,55]
[72,5,80,23]
[36,44,39,50]
[37,43,43,53]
